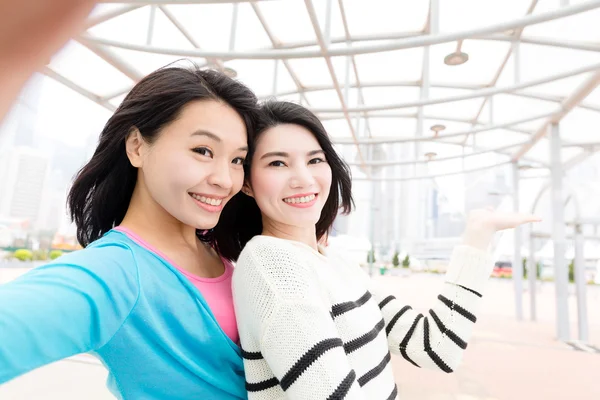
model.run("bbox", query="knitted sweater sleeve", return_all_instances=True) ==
[365,245,493,372]
[233,239,365,400]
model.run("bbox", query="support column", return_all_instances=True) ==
[574,223,589,342]
[550,122,570,341]
[512,162,523,320]
[528,228,537,321]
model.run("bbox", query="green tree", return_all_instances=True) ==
[33,250,48,261]
[49,250,63,260]
[392,251,400,268]
[568,259,575,283]
[13,249,33,262]
[367,249,376,264]
[402,255,410,269]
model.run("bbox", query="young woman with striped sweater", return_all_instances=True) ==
[225,101,540,400]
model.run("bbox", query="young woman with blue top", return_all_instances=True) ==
[0,66,258,399]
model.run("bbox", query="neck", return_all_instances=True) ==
[120,180,199,252]
[261,216,318,251]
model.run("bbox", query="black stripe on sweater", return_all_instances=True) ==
[343,319,385,354]
[386,385,398,400]
[280,337,344,391]
[385,305,412,336]
[429,309,467,349]
[331,291,372,317]
[423,318,453,373]
[326,370,357,400]
[246,377,279,392]
[378,295,395,309]
[457,284,482,298]
[241,349,263,360]
[358,351,391,387]
[438,295,477,323]
[399,313,423,368]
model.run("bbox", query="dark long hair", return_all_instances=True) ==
[68,66,258,248]
[216,101,354,260]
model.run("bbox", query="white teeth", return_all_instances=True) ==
[191,193,222,206]
[284,194,316,204]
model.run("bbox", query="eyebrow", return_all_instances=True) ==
[191,130,248,151]
[260,149,324,160]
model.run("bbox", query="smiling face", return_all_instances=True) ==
[126,99,248,230]
[246,123,332,237]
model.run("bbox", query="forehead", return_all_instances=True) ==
[256,123,321,153]
[162,99,247,147]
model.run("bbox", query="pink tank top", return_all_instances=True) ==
[114,227,239,344]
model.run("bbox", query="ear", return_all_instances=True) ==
[242,181,254,198]
[125,127,146,168]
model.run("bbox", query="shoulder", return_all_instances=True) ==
[37,230,140,287]
[239,235,306,266]
[234,236,316,297]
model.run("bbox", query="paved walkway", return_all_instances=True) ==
[1,269,598,399]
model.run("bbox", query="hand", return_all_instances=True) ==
[0,0,97,120]
[462,207,542,250]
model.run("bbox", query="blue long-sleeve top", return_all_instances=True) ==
[0,230,246,399]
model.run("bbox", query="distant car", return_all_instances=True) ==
[492,261,512,278]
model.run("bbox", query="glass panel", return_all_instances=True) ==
[234,3,275,50]
[89,6,150,45]
[343,0,428,36]
[258,0,317,43]
[36,75,113,148]
[167,4,233,51]
[528,0,600,42]
[561,108,600,144]
[49,41,135,97]
[355,49,423,82]
[440,0,530,33]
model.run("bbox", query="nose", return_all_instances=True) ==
[206,159,234,191]
[290,164,316,189]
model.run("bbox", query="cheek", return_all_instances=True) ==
[230,167,245,192]
[251,169,284,204]
[318,166,333,194]
[145,151,202,192]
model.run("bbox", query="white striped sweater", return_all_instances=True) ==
[232,235,493,400]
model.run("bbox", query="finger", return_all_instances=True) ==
[494,214,542,230]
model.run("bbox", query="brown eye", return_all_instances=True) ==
[193,147,213,158]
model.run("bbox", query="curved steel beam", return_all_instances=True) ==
[266,82,600,114]
[311,63,600,113]
[345,140,529,167]
[80,1,600,59]
[352,161,512,182]
[332,110,556,144]
[42,67,116,112]
[98,0,277,3]
[513,69,600,161]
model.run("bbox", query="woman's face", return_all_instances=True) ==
[127,99,248,230]
[248,123,332,233]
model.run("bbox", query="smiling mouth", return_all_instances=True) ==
[282,193,317,204]
[189,193,224,206]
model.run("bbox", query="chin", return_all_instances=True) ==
[288,217,320,229]
[191,216,219,231]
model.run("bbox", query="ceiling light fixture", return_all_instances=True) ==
[430,124,446,137]
[444,40,469,66]
[424,151,437,161]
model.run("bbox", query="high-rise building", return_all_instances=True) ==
[0,147,50,228]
